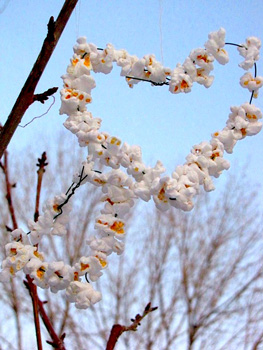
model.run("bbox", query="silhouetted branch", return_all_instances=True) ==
[24,276,43,350]
[33,87,58,104]
[106,303,158,350]
[0,150,18,230]
[24,278,67,350]
[34,152,48,222]
[0,0,78,159]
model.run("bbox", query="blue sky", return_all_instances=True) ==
[1,0,263,196]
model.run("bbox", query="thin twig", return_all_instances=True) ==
[38,298,66,350]
[34,152,48,222]
[24,278,67,350]
[26,152,50,350]
[33,87,58,104]
[10,279,23,350]
[0,150,18,229]
[24,151,66,349]
[25,275,43,350]
[0,150,23,350]
[106,302,158,350]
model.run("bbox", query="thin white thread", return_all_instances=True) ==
[159,0,164,64]
[19,96,55,128]
[75,0,81,39]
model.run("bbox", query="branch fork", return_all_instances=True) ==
[106,302,158,350]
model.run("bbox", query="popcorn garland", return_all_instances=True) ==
[1,29,262,309]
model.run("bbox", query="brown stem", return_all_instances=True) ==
[34,152,48,222]
[38,298,66,350]
[0,149,22,349]
[58,300,70,338]
[24,279,66,350]
[0,0,78,159]
[24,150,65,349]
[251,329,263,350]
[106,303,158,350]
[106,325,124,350]
[0,150,18,229]
[25,276,43,350]
[10,279,23,350]
[28,152,48,349]
[34,87,58,104]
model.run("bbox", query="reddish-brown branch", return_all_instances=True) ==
[0,150,18,230]
[34,87,58,104]
[24,151,66,349]
[38,299,66,350]
[251,330,263,350]
[24,278,66,350]
[25,276,43,350]
[106,302,158,350]
[25,152,49,350]
[10,279,23,350]
[0,0,78,159]
[34,152,48,222]
[0,149,23,349]
[27,152,49,349]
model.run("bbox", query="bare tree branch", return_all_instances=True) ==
[0,0,78,159]
[24,276,43,350]
[24,278,66,350]
[106,303,158,350]
[0,151,18,230]
[34,152,48,222]
[33,87,58,104]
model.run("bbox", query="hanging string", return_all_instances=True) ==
[18,96,55,128]
[159,0,164,64]
[75,0,81,39]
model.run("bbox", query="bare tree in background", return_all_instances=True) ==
[0,136,103,349]
[88,171,263,350]
[1,134,263,350]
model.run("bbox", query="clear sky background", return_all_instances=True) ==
[1,0,263,199]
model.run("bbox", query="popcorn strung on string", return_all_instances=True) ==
[237,36,261,70]
[1,29,262,309]
[27,194,72,245]
[240,72,263,96]
[60,28,262,212]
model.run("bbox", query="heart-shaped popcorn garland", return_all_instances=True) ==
[1,29,262,309]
